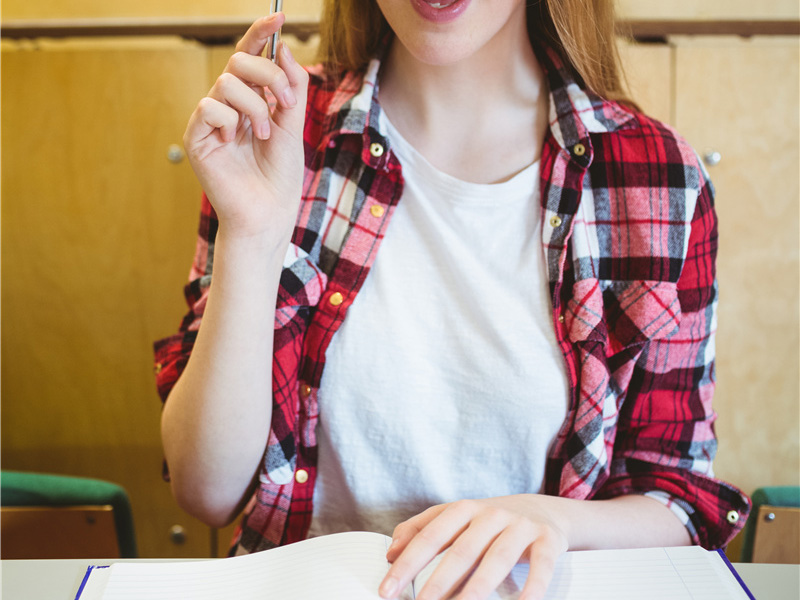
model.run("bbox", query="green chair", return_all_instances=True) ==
[1,470,137,559]
[739,486,800,564]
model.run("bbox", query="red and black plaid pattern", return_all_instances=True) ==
[154,39,749,554]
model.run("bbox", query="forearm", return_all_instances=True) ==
[161,226,291,527]
[534,493,691,550]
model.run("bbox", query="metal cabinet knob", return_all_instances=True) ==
[703,150,722,167]
[167,144,185,164]
[170,524,187,544]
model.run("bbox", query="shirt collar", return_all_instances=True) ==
[532,42,638,153]
[320,34,638,168]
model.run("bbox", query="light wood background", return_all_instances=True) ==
[2,3,798,559]
[3,0,798,21]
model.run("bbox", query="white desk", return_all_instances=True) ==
[2,559,798,599]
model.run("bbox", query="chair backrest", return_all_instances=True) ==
[1,505,121,559]
[750,505,800,564]
[0,471,137,559]
[740,486,800,564]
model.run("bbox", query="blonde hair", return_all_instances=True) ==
[317,0,633,106]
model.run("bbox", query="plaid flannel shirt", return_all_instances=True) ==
[154,39,750,554]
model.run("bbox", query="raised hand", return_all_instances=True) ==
[183,12,309,238]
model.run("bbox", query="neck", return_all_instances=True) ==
[378,9,549,183]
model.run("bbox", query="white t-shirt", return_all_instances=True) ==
[308,114,569,537]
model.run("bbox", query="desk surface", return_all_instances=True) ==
[1,558,798,599]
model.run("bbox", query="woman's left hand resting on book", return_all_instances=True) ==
[379,493,691,600]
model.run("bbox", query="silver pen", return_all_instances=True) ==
[269,0,284,62]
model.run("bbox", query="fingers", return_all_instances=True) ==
[273,41,309,132]
[229,10,309,124]
[517,533,562,600]
[381,500,566,600]
[381,501,475,598]
[235,12,286,56]
[224,50,296,110]
[386,504,449,563]
[434,521,535,600]
[208,72,273,141]
[184,97,240,152]
[185,17,309,152]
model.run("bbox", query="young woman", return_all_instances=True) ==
[155,1,751,598]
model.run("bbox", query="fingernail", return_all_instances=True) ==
[379,576,398,598]
[259,120,271,139]
[281,87,297,108]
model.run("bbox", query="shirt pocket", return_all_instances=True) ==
[566,278,681,349]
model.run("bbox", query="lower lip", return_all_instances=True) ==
[411,0,471,23]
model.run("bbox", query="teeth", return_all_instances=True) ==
[427,0,456,7]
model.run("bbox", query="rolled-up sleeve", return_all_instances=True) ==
[153,193,216,404]
[595,170,751,549]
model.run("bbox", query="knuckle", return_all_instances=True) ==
[215,71,237,91]
[416,525,440,545]
[419,581,445,600]
[296,66,310,84]
[227,51,248,72]
[268,70,290,90]
[490,542,520,566]
[450,499,477,516]
[463,573,494,596]
[391,522,410,538]
[446,541,475,562]
[481,506,507,522]
[513,517,537,538]
[196,96,217,114]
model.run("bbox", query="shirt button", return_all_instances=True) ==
[558,314,565,324]
[726,510,740,524]
[154,363,163,374]
[295,469,309,484]
[369,142,385,158]
[299,383,312,398]
[573,143,586,157]
[329,292,344,306]
[550,215,563,228]
[370,204,385,218]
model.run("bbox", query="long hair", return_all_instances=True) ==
[317,0,634,106]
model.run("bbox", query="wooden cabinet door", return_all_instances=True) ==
[618,40,672,125]
[617,0,799,21]
[2,0,323,20]
[1,38,216,558]
[672,37,800,497]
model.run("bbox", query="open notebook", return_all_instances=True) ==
[74,531,754,600]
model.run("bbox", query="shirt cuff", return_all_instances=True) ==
[643,490,699,545]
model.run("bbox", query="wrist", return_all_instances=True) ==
[216,219,293,259]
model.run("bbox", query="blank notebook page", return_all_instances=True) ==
[484,546,751,600]
[89,532,413,600]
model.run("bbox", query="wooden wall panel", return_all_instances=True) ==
[4,0,798,22]
[1,0,323,20]
[616,0,799,21]
[0,38,216,558]
[673,37,800,499]
[618,41,673,125]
